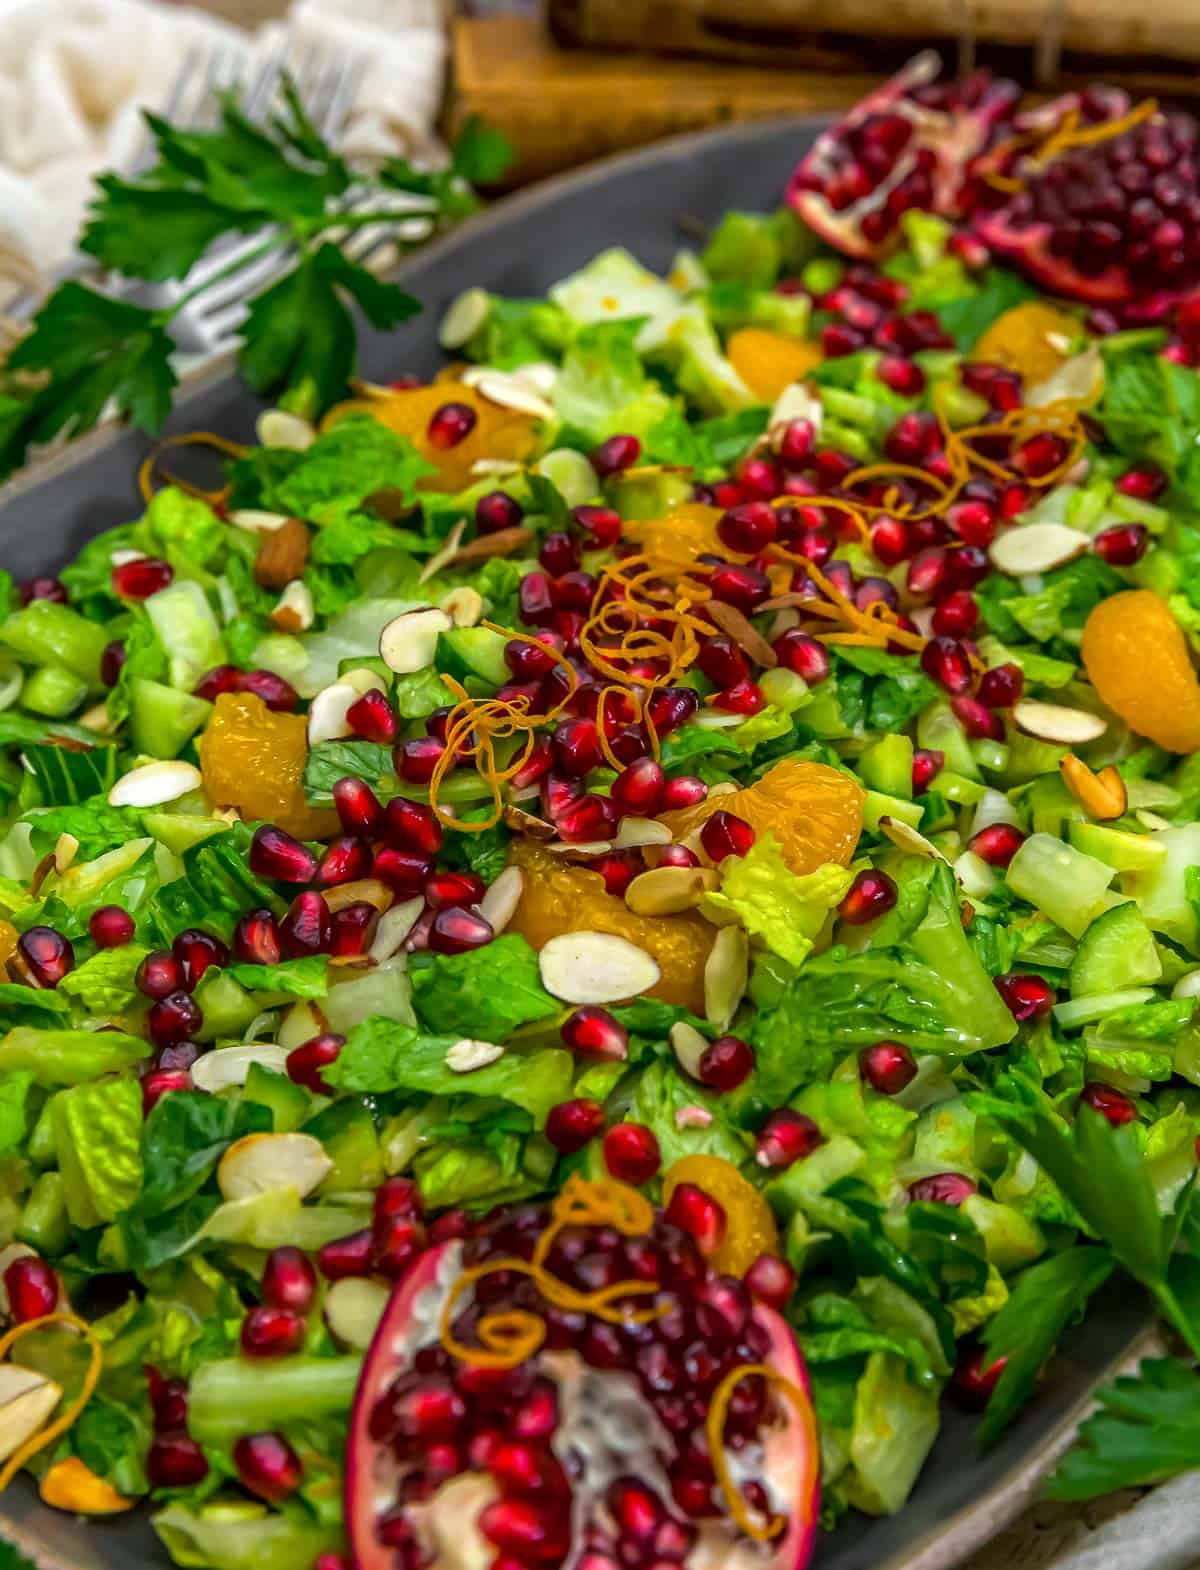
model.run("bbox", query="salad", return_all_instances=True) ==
[3,50,1200,1570]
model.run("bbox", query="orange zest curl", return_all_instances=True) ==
[982,98,1159,193]
[439,1176,663,1370]
[137,431,249,507]
[768,549,928,654]
[706,1363,812,1543]
[0,1313,103,1493]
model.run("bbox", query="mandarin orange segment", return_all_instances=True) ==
[199,693,338,840]
[972,301,1082,387]
[663,1155,779,1276]
[660,758,865,876]
[726,329,823,403]
[1081,590,1200,754]
[622,503,724,564]
[322,382,541,493]
[508,841,712,1014]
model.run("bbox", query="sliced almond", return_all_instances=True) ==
[1026,347,1103,410]
[420,519,468,585]
[503,805,556,840]
[227,508,291,535]
[0,1366,61,1463]
[478,866,524,936]
[447,524,533,567]
[470,458,524,479]
[440,287,490,349]
[670,1020,708,1080]
[191,1043,292,1095]
[442,586,484,628]
[988,523,1091,577]
[705,600,778,668]
[767,382,823,447]
[614,817,672,849]
[879,816,946,861]
[271,579,315,634]
[257,409,316,451]
[518,362,559,396]
[446,1038,505,1072]
[625,865,719,917]
[546,839,614,858]
[341,668,388,700]
[110,548,147,567]
[53,833,79,874]
[307,681,359,746]
[325,878,393,915]
[539,931,661,1004]
[78,702,116,735]
[1061,754,1126,820]
[217,1132,332,1202]
[767,608,801,640]
[704,925,748,1032]
[109,759,202,809]
[379,607,453,674]
[475,371,556,422]
[368,897,425,963]
[675,1105,714,1131]
[325,1277,391,1350]
[1014,700,1107,745]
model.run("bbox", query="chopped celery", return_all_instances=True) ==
[188,1355,361,1443]
[155,1505,345,1570]
[859,734,915,799]
[1053,988,1158,1030]
[21,665,87,718]
[1005,833,1115,938]
[0,601,107,685]
[129,678,212,758]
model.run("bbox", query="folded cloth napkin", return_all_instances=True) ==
[0,0,447,304]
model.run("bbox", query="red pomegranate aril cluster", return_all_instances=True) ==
[112,557,173,599]
[994,971,1055,1021]
[756,1109,822,1169]
[89,904,135,948]
[1080,1080,1137,1126]
[697,1035,755,1092]
[603,1123,661,1185]
[839,868,898,925]
[573,504,622,549]
[4,1256,58,1322]
[860,1040,918,1095]
[287,1032,345,1094]
[561,1007,629,1061]
[16,926,74,987]
[971,822,1025,867]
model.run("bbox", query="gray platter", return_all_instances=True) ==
[0,113,1157,1570]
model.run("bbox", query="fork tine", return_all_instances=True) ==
[319,54,365,142]
[242,48,287,123]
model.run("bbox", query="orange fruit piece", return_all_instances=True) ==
[623,503,724,564]
[40,1458,133,1515]
[973,301,1082,387]
[663,1154,779,1276]
[508,840,713,1015]
[726,329,823,403]
[199,693,338,840]
[322,382,541,493]
[1081,589,1200,754]
[660,758,865,876]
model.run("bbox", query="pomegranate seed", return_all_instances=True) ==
[908,1173,977,1206]
[977,663,1023,708]
[4,1257,57,1322]
[951,1344,1008,1410]
[112,557,172,598]
[946,544,990,592]
[332,776,383,837]
[1080,1081,1137,1126]
[573,505,622,549]
[907,546,951,599]
[317,1229,374,1281]
[695,635,749,690]
[697,1035,755,1092]
[839,869,897,925]
[147,991,203,1047]
[542,771,584,821]
[100,639,126,686]
[476,491,524,534]
[286,1032,345,1094]
[235,670,298,712]
[136,949,183,1000]
[707,562,769,613]
[994,972,1055,1021]
[278,891,331,958]
[261,1246,317,1314]
[193,665,242,706]
[661,775,707,810]
[1094,523,1149,566]
[232,909,282,966]
[552,716,602,777]
[561,1007,629,1061]
[778,419,815,466]
[646,687,699,736]
[860,1040,918,1094]
[518,571,555,625]
[932,590,978,639]
[884,412,932,464]
[142,1069,191,1113]
[1013,432,1068,479]
[871,515,909,565]
[479,1499,568,1560]
[241,1305,306,1358]
[313,836,371,890]
[745,1252,796,1310]
[234,1432,302,1502]
[814,449,859,488]
[346,688,397,744]
[822,321,865,357]
[383,797,443,856]
[539,531,580,576]
[249,825,317,884]
[948,500,996,548]
[146,1369,189,1430]
[658,845,701,869]
[375,1176,422,1223]
[491,1440,568,1497]
[20,576,68,605]
[429,1210,469,1244]
[550,570,596,614]
[398,737,445,784]
[738,457,783,501]
[429,906,493,954]
[428,401,476,448]
[971,822,1025,867]
[912,747,944,793]
[877,355,925,396]
[665,1183,726,1253]
[999,481,1029,519]
[425,870,486,909]
[593,851,640,895]
[545,1099,605,1153]
[712,680,764,716]
[592,433,641,477]
[772,629,831,685]
[556,793,616,843]
[920,635,973,695]
[147,1432,209,1489]
[603,1123,661,1184]
[373,1214,426,1280]
[700,811,755,861]
[505,634,560,682]
[607,758,663,818]
[1115,465,1166,501]
[511,738,554,789]
[16,927,74,988]
[952,693,1005,741]
[717,502,777,554]
[756,1109,822,1169]
[89,905,134,948]
[172,929,228,989]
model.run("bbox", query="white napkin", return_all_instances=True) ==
[0,0,447,302]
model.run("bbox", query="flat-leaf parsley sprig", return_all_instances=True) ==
[0,83,511,481]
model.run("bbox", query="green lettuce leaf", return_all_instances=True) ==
[552,321,677,446]
[625,1059,750,1170]
[409,933,559,1040]
[52,1075,143,1226]
[58,944,148,1015]
[227,957,330,999]
[704,835,853,967]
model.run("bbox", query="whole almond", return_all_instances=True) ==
[254,516,310,590]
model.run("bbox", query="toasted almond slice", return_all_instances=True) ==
[1014,700,1107,745]
[670,1020,708,1080]
[368,897,425,963]
[446,1038,505,1072]
[340,668,388,700]
[325,1277,391,1350]
[109,760,202,808]
[379,607,453,674]
[325,878,393,915]
[442,586,484,628]
[989,523,1091,577]
[519,363,559,396]
[110,548,147,567]
[448,524,533,566]
[419,519,468,584]
[440,287,490,349]
[78,702,115,735]
[470,458,524,479]
[191,1043,292,1094]
[217,1132,332,1201]
[1026,347,1103,410]
[53,833,79,874]
[614,817,672,849]
[307,681,359,745]
[271,579,315,634]
[503,805,556,839]
[705,600,778,668]
[539,931,660,1004]
[257,409,316,451]
[704,925,748,1032]
[40,1456,133,1514]
[879,816,946,860]
[476,371,556,422]
[478,866,523,936]
[546,839,614,858]
[0,1366,61,1464]
[1061,754,1127,820]
[227,508,291,534]
[625,865,719,917]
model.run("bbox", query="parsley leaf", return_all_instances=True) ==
[1048,1358,1200,1499]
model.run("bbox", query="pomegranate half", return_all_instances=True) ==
[346,1198,820,1570]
